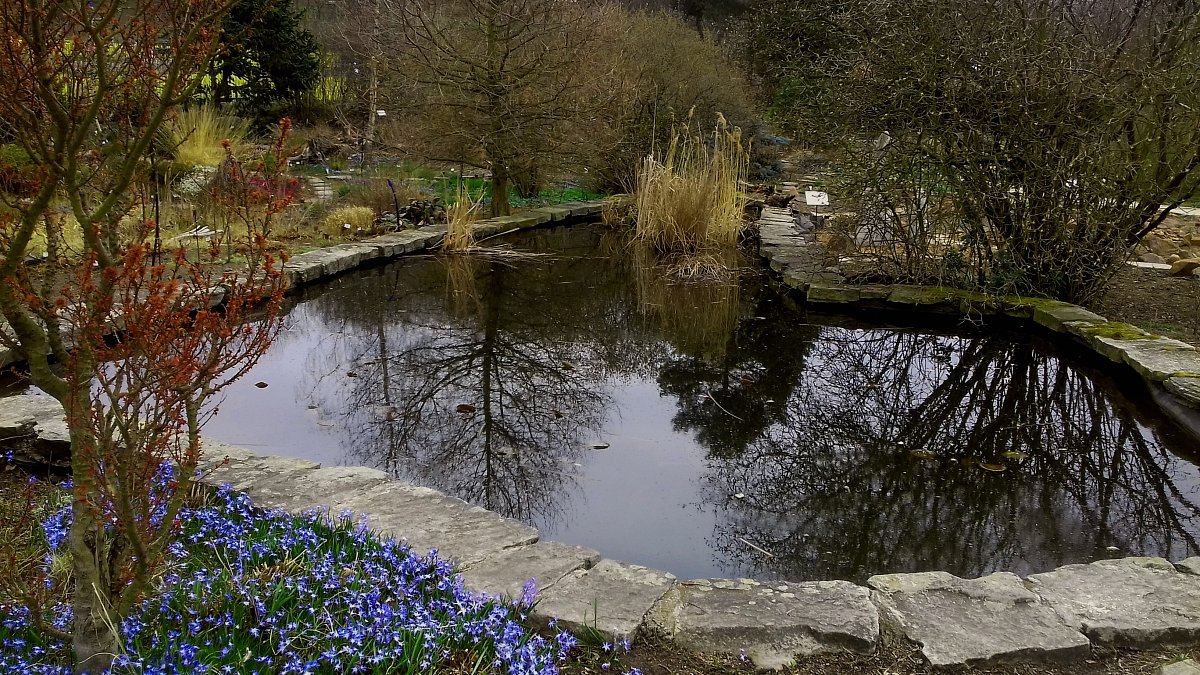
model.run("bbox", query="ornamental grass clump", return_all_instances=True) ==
[634,114,749,255]
[444,185,485,252]
[0,470,584,674]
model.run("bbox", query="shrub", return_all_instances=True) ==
[586,9,758,193]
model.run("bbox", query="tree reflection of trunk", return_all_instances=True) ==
[670,327,1200,582]
[295,228,663,529]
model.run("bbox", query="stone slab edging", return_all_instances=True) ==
[755,205,1200,438]
[183,439,1200,671]
[0,201,611,371]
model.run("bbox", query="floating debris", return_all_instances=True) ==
[1001,451,1027,461]
[910,449,937,460]
[979,463,1007,473]
[456,404,476,414]
[254,381,269,388]
[590,442,610,450]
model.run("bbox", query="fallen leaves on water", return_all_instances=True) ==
[254,381,269,388]
[979,463,1007,473]
[456,404,476,414]
[910,449,937,460]
[1001,451,1027,461]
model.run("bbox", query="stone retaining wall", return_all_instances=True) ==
[192,441,1200,671]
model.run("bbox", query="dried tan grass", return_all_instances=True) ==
[444,186,485,252]
[321,206,376,239]
[635,112,749,254]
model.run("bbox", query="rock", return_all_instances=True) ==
[327,481,539,566]
[1119,341,1200,381]
[1162,658,1200,675]
[1169,258,1200,276]
[807,284,861,304]
[652,578,878,670]
[1166,377,1200,409]
[0,394,71,466]
[1190,236,1200,247]
[1026,557,1200,646]
[1146,235,1181,257]
[532,559,677,641]
[1168,254,1183,264]
[459,541,601,600]
[887,285,956,306]
[1176,557,1200,575]
[867,571,1089,667]
[1031,302,1107,332]
[1140,252,1168,264]
[242,466,391,514]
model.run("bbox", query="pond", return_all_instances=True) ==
[199,224,1200,583]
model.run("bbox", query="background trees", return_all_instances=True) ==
[753,0,1200,303]
[375,0,601,216]
[207,0,321,123]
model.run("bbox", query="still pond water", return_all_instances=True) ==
[201,225,1200,582]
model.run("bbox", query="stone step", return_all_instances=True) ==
[1026,557,1200,647]
[531,559,677,641]
[868,571,1091,668]
[649,578,878,670]
[460,541,600,601]
[323,481,539,566]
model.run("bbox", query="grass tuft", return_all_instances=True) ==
[634,112,749,255]
[161,105,252,168]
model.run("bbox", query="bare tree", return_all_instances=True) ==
[375,0,602,215]
[768,0,1200,303]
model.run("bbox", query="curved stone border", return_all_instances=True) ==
[756,205,1200,439]
[186,440,1200,670]
[0,201,610,371]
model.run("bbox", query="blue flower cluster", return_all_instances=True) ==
[1,479,618,675]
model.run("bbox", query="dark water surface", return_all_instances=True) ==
[198,225,1199,582]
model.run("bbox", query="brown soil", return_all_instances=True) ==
[1093,265,1200,343]
[585,636,1200,675]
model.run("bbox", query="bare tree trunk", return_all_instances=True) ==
[491,163,512,216]
[70,512,119,674]
[66,383,120,675]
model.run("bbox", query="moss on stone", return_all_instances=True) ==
[1079,322,1155,342]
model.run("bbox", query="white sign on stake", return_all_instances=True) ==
[805,191,830,207]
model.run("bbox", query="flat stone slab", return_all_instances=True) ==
[1027,557,1200,646]
[1119,342,1200,381]
[1163,658,1200,675]
[459,541,600,600]
[0,393,71,465]
[533,559,676,641]
[868,571,1089,667]
[1166,376,1200,408]
[328,481,538,566]
[240,466,392,514]
[1032,302,1107,332]
[653,579,878,670]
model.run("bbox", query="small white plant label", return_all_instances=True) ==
[805,191,830,206]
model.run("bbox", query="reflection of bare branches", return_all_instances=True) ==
[295,227,666,527]
[685,328,1200,582]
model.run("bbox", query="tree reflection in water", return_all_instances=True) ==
[207,225,1200,581]
[295,228,662,525]
[684,326,1200,581]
